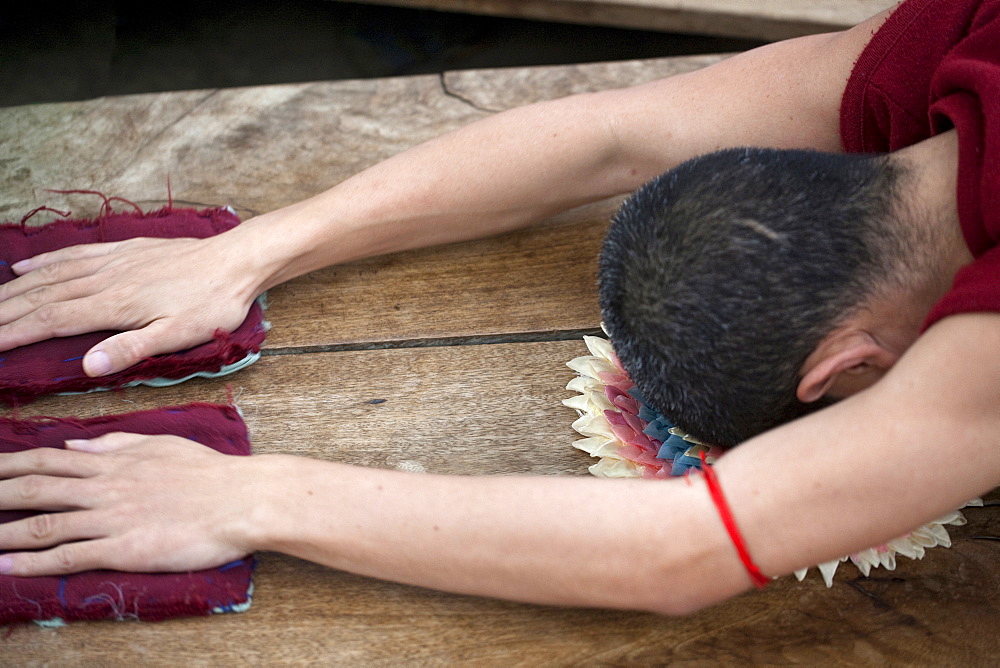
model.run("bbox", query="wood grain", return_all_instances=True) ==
[331,0,897,41]
[0,57,722,223]
[263,199,609,350]
[4,42,998,666]
[5,341,594,475]
[3,343,1000,664]
[0,57,730,349]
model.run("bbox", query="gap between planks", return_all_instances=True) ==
[261,327,604,356]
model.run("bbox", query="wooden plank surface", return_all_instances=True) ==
[0,56,721,223]
[4,345,1000,664]
[331,0,897,41]
[1,56,722,350]
[4,50,1000,665]
[12,342,592,475]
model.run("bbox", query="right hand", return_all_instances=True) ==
[0,234,260,376]
[0,432,260,576]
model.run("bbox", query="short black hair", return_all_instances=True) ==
[599,147,906,446]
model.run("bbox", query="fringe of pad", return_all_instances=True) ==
[563,333,979,587]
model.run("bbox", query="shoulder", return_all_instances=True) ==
[841,0,992,152]
[599,6,900,167]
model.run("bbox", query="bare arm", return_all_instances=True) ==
[2,313,995,615]
[0,10,889,375]
[214,12,883,292]
[226,313,1000,610]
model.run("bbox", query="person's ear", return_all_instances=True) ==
[797,331,899,403]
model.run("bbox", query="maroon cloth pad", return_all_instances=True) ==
[0,207,267,404]
[0,403,254,624]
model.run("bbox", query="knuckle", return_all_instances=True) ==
[23,285,52,308]
[24,448,50,472]
[33,303,61,328]
[28,513,56,540]
[58,246,86,259]
[115,334,149,362]
[37,261,62,281]
[54,545,77,572]
[16,474,42,500]
[105,298,136,324]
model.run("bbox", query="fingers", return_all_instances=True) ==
[0,539,120,576]
[0,474,92,512]
[0,277,100,327]
[0,447,102,479]
[0,510,101,552]
[84,319,202,376]
[65,432,146,453]
[0,296,113,352]
[9,242,121,279]
[1,252,113,302]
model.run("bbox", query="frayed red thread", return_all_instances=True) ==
[106,196,144,216]
[4,202,238,238]
[19,206,71,226]
[45,189,143,230]
[45,189,111,216]
[16,184,181,230]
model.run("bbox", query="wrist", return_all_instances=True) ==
[226,193,369,297]
[212,213,301,300]
[238,453,302,553]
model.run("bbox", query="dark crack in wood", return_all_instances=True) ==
[261,327,604,356]
[846,579,893,611]
[439,73,503,114]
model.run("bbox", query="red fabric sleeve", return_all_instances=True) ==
[925,247,1000,326]
[841,0,1000,329]
[928,3,1000,257]
[0,207,268,404]
[839,0,985,154]
[924,3,1000,326]
[0,403,255,624]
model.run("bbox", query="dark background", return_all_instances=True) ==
[0,0,760,107]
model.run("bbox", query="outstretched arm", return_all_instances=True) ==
[2,313,995,615]
[0,9,888,376]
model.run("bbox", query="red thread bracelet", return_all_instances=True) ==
[699,451,770,589]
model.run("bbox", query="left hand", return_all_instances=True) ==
[0,433,259,576]
[0,234,260,377]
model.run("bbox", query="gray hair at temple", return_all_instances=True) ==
[598,146,919,447]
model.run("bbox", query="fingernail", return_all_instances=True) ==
[65,439,92,450]
[83,350,112,376]
[11,259,30,273]
[0,556,13,574]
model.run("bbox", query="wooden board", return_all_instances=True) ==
[4,48,1000,665]
[263,201,609,350]
[4,344,1000,664]
[0,56,723,350]
[13,341,593,475]
[330,0,898,41]
[0,56,722,224]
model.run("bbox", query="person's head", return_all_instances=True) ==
[599,147,944,447]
